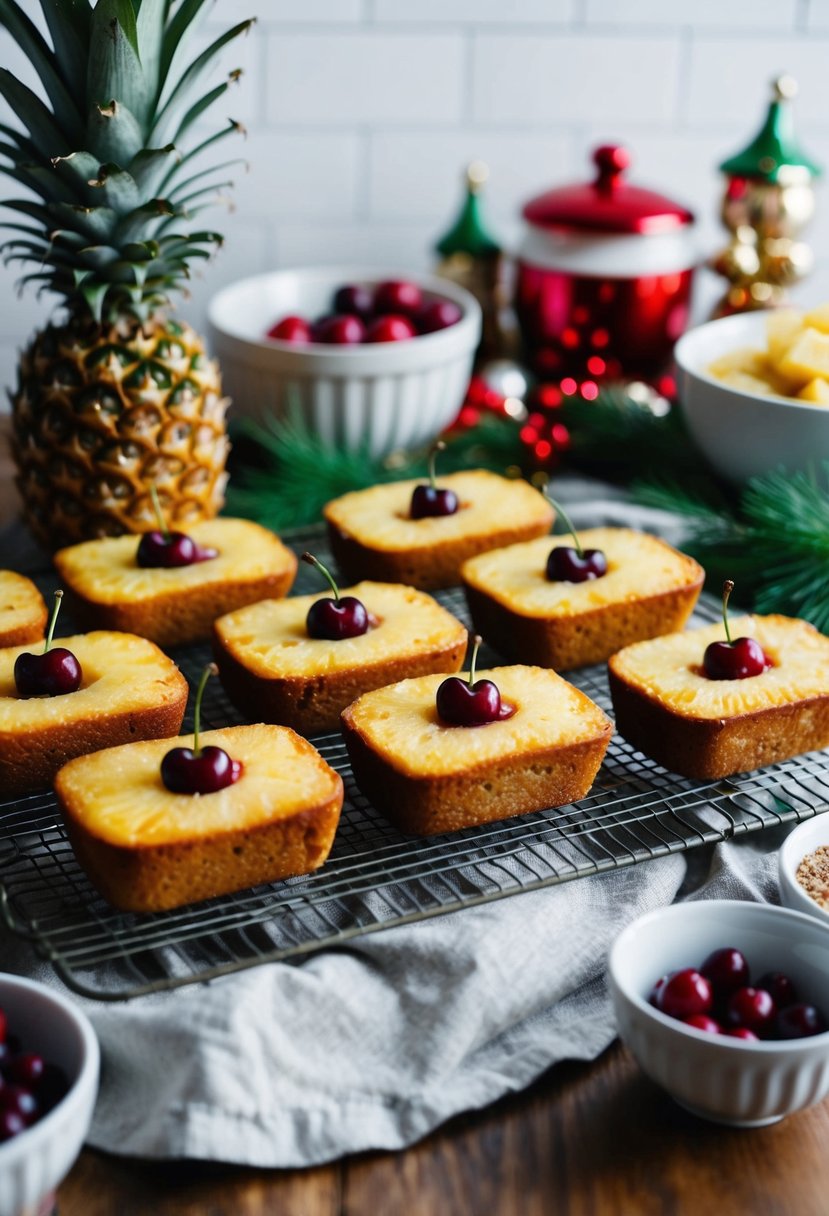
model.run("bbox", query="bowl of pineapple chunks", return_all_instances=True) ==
[674,306,829,482]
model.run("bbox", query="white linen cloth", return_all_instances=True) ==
[0,483,804,1166]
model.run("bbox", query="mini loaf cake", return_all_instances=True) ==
[55,724,344,912]
[214,581,467,735]
[341,666,612,836]
[0,631,188,797]
[0,571,48,647]
[608,614,829,779]
[323,470,554,590]
[54,518,297,648]
[461,527,704,671]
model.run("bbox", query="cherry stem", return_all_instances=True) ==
[428,440,446,491]
[149,484,170,541]
[541,486,584,558]
[467,634,482,687]
[722,579,735,646]
[192,663,216,756]
[302,552,340,604]
[43,589,63,655]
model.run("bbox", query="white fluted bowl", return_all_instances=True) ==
[0,975,99,1216]
[674,312,829,483]
[207,267,482,457]
[608,900,829,1127]
[778,815,829,923]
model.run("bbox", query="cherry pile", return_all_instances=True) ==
[0,1006,69,1143]
[649,947,827,1041]
[266,279,462,346]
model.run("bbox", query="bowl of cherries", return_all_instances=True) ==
[207,266,481,457]
[0,973,99,1216]
[608,899,829,1127]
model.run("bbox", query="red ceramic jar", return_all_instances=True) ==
[515,146,697,387]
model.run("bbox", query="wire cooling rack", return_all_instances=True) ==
[2,534,829,1000]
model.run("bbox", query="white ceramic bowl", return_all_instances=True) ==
[608,899,829,1127]
[778,815,829,923]
[207,267,482,457]
[0,975,99,1216]
[674,311,829,483]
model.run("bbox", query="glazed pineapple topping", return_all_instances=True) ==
[302,552,369,640]
[410,441,459,519]
[161,665,241,795]
[436,635,514,726]
[13,590,81,698]
[136,485,218,569]
[703,580,772,680]
[543,488,607,583]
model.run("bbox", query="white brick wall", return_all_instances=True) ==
[2,0,829,397]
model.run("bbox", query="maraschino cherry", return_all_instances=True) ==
[365,315,416,343]
[303,552,369,640]
[333,284,373,318]
[137,484,218,569]
[543,489,607,583]
[161,664,242,795]
[410,441,458,519]
[703,580,771,680]
[374,279,422,317]
[417,299,462,334]
[436,635,514,727]
[14,590,82,698]
[267,315,312,343]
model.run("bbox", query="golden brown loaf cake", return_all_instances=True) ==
[323,470,554,590]
[0,571,48,647]
[341,665,612,836]
[461,527,704,671]
[214,581,467,735]
[54,519,298,648]
[56,724,344,912]
[0,631,188,797]
[608,614,829,779]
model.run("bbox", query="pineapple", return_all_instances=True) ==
[53,517,299,647]
[460,528,704,671]
[608,615,829,779]
[0,629,188,796]
[54,724,345,911]
[0,1,253,548]
[213,581,468,734]
[0,569,48,646]
[341,667,612,835]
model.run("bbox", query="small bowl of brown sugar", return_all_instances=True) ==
[779,816,829,922]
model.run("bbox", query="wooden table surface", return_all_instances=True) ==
[3,414,828,1216]
[57,1045,829,1216]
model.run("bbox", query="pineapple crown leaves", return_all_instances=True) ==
[0,0,254,325]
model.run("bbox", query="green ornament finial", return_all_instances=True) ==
[719,75,822,184]
[435,161,502,259]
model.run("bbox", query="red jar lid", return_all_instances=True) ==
[523,145,694,236]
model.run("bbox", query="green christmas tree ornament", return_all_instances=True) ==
[711,76,822,316]
[719,75,822,185]
[434,162,506,359]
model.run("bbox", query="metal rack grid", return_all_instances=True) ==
[2,543,828,1000]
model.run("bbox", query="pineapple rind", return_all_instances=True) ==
[462,529,700,617]
[12,316,229,547]
[57,725,342,848]
[609,616,829,719]
[216,583,467,677]
[324,471,552,552]
[345,666,611,779]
